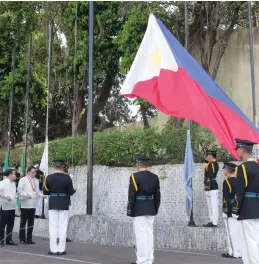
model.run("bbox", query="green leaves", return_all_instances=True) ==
[1,123,232,167]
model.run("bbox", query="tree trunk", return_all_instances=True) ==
[140,104,150,129]
[72,88,85,136]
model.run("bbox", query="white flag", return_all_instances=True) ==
[39,138,48,176]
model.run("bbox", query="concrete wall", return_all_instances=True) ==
[14,163,238,251]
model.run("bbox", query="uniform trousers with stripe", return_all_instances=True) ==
[205,190,219,225]
[224,217,241,258]
[134,216,155,264]
[238,219,259,264]
[49,210,69,253]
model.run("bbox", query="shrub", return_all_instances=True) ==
[0,124,233,167]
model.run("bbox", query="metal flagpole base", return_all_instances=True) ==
[187,219,197,227]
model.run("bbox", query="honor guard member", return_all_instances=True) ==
[33,160,45,219]
[203,150,219,227]
[127,154,161,264]
[221,162,241,259]
[43,159,76,256]
[61,163,73,243]
[233,139,259,264]
[0,169,18,246]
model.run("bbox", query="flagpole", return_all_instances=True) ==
[185,1,196,227]
[7,47,16,165]
[87,1,94,215]
[248,2,257,125]
[41,21,53,219]
[24,34,32,168]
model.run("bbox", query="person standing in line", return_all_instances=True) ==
[61,163,73,243]
[33,160,45,219]
[43,159,76,255]
[12,163,21,217]
[221,162,241,259]
[127,154,161,264]
[17,166,46,244]
[0,169,18,246]
[233,139,259,264]
[203,150,219,227]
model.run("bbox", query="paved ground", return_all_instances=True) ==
[0,234,241,264]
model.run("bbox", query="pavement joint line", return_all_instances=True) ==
[0,248,103,264]
[155,248,218,257]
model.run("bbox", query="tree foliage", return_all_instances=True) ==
[0,1,257,151]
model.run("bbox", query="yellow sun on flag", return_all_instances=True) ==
[150,48,161,66]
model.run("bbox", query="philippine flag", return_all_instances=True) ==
[121,14,259,159]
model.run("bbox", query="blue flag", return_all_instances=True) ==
[183,130,195,216]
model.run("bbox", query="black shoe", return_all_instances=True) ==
[6,241,18,246]
[48,251,57,255]
[20,241,28,245]
[41,215,46,219]
[131,262,137,264]
[203,222,217,227]
[66,238,71,242]
[222,253,234,258]
[35,215,40,219]
[27,240,35,245]
[58,251,67,255]
[0,242,5,247]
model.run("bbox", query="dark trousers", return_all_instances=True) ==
[0,209,15,243]
[19,208,35,242]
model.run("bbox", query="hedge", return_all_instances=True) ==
[0,123,233,167]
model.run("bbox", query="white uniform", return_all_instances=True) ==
[223,214,241,258]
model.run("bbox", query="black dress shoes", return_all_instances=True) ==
[203,222,217,227]
[48,251,58,255]
[66,238,71,242]
[58,251,67,255]
[6,241,18,246]
[222,253,234,258]
[27,240,35,245]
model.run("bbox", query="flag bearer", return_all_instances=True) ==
[221,162,241,259]
[127,154,161,264]
[233,139,259,264]
[203,150,219,227]
[0,169,18,246]
[43,159,76,255]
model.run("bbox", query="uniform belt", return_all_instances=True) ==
[244,192,259,198]
[136,195,154,200]
[211,178,217,181]
[50,193,67,197]
[228,199,234,203]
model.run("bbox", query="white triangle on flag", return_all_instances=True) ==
[39,138,48,176]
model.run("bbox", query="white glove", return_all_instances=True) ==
[222,212,228,219]
[232,214,238,219]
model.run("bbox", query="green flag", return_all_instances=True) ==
[3,152,8,173]
[19,151,25,177]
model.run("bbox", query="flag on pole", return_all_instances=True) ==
[120,14,259,160]
[39,138,48,176]
[19,151,25,177]
[183,130,195,216]
[3,152,8,173]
